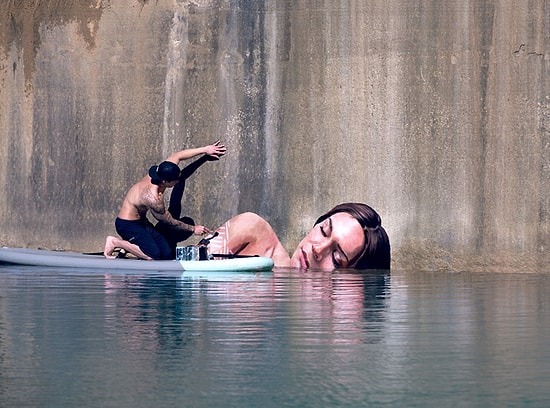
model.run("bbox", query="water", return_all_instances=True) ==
[1,266,549,407]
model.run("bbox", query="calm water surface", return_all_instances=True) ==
[1,265,549,407]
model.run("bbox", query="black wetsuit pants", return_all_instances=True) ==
[115,217,172,260]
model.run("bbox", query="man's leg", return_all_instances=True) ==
[156,216,196,259]
[104,236,152,260]
[111,218,170,260]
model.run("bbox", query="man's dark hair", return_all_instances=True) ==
[148,161,181,185]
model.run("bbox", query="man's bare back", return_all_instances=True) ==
[118,175,163,221]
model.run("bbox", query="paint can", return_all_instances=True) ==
[175,246,199,261]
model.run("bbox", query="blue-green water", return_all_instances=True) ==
[1,266,549,407]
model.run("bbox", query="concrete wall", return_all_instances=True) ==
[0,0,548,272]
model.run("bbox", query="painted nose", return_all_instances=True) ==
[311,240,332,260]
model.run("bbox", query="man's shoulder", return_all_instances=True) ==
[126,178,160,204]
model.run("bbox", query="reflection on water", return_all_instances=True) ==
[0,266,549,407]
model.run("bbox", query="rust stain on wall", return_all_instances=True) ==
[0,0,107,88]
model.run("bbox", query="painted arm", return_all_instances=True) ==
[208,212,291,265]
[209,213,275,255]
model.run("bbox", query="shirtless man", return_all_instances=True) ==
[104,141,226,260]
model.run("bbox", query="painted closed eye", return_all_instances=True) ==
[319,219,343,267]
[319,218,332,237]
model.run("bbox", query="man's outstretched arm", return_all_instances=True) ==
[165,140,226,164]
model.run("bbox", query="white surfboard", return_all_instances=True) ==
[0,247,274,272]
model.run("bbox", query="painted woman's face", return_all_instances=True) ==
[290,212,365,270]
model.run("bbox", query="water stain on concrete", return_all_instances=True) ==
[0,0,105,87]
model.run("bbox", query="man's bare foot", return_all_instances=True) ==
[103,235,152,260]
[103,236,118,259]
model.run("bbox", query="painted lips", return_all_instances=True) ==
[300,249,310,269]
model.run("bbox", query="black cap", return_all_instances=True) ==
[148,161,181,183]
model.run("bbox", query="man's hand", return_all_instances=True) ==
[204,140,226,159]
[193,225,211,235]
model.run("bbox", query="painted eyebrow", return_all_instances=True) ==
[329,217,350,265]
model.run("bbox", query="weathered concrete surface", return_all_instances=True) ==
[0,0,548,272]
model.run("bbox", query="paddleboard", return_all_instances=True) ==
[0,247,274,272]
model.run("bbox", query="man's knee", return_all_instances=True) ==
[158,246,173,260]
[142,246,162,260]
[153,234,173,260]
